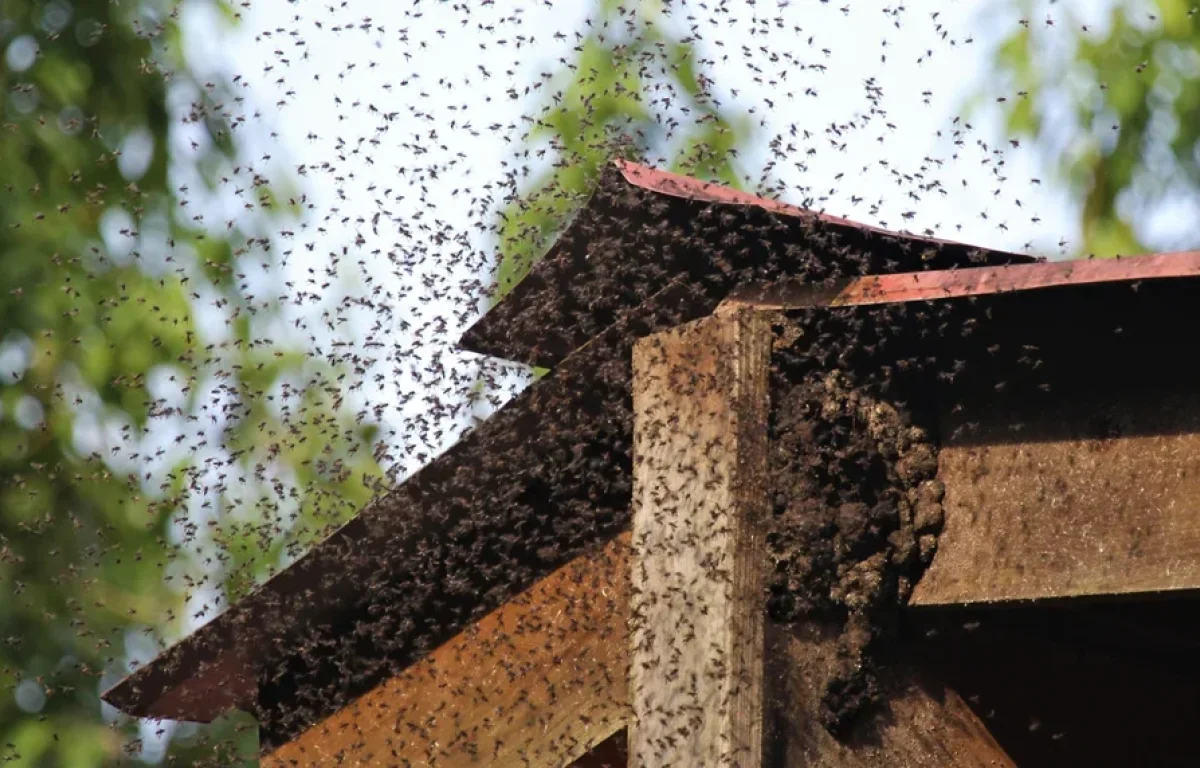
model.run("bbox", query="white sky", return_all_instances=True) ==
[173,0,1083,453]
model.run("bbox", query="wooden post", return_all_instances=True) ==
[629,309,772,767]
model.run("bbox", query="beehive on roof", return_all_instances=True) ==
[102,162,1200,763]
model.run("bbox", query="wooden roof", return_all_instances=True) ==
[102,160,1200,746]
[458,160,1036,366]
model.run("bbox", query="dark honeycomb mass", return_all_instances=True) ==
[768,368,942,736]
[761,293,1027,738]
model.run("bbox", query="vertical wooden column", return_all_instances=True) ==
[629,309,771,767]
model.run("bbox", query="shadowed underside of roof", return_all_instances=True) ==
[100,160,1200,749]
[457,159,1037,367]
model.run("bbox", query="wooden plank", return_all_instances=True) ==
[912,397,1200,605]
[766,623,1015,767]
[263,533,632,768]
[629,309,772,767]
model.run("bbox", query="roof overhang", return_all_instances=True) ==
[102,161,1200,741]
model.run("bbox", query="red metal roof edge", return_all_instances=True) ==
[833,250,1200,303]
[612,159,1030,258]
[723,250,1200,310]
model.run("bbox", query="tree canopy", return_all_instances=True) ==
[991,0,1200,255]
[492,0,752,297]
[1,0,383,763]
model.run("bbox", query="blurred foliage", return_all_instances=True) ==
[991,0,1200,255]
[492,0,753,297]
[0,0,384,764]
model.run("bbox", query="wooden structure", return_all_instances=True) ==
[103,162,1200,766]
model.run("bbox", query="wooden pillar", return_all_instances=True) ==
[629,309,772,767]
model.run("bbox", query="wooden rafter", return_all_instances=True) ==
[912,396,1200,605]
[263,535,632,768]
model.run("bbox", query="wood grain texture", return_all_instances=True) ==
[629,309,771,767]
[912,419,1200,605]
[263,533,631,768]
[766,623,1015,768]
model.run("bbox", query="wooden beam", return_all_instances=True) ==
[912,397,1200,605]
[629,309,772,767]
[263,533,631,768]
